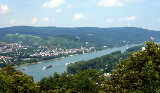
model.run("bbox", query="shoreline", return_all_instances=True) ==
[14,51,97,68]
[14,56,68,68]
[11,43,143,69]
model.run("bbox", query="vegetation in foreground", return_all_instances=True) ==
[0,41,160,93]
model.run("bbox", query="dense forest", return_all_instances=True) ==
[0,26,159,49]
[0,41,160,93]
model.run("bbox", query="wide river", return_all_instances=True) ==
[16,44,141,82]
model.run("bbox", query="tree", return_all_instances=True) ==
[105,41,160,93]
[0,65,40,93]
[39,69,105,93]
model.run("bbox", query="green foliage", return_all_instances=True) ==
[39,69,105,93]
[106,41,160,93]
[1,34,82,49]
[67,51,123,74]
[0,65,40,93]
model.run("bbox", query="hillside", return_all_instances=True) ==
[0,26,159,49]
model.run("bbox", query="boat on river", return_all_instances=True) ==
[42,65,53,70]
[22,67,27,71]
[65,62,71,66]
[65,62,74,66]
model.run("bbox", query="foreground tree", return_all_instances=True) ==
[105,41,160,93]
[39,69,105,93]
[0,65,40,93]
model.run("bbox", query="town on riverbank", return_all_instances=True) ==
[0,42,96,68]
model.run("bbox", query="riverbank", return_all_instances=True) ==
[11,43,143,69]
[14,51,95,68]
[14,44,137,68]
[16,44,136,82]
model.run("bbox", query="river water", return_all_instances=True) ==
[16,44,141,82]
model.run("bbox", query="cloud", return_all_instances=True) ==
[67,4,72,8]
[124,0,144,3]
[0,5,9,14]
[43,17,49,22]
[9,19,16,24]
[73,13,85,20]
[43,0,65,8]
[158,19,160,22]
[119,16,136,22]
[56,8,62,13]
[52,18,56,22]
[97,0,123,7]
[105,18,113,23]
[97,0,143,7]
[32,18,38,24]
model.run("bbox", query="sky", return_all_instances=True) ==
[0,0,160,30]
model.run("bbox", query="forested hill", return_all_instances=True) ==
[0,26,159,38]
[0,26,160,48]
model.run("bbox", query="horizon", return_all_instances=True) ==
[0,0,160,30]
[0,25,159,31]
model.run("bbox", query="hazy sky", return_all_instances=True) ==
[0,0,159,30]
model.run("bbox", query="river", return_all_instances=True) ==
[16,44,141,82]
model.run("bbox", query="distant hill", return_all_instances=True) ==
[0,26,159,49]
